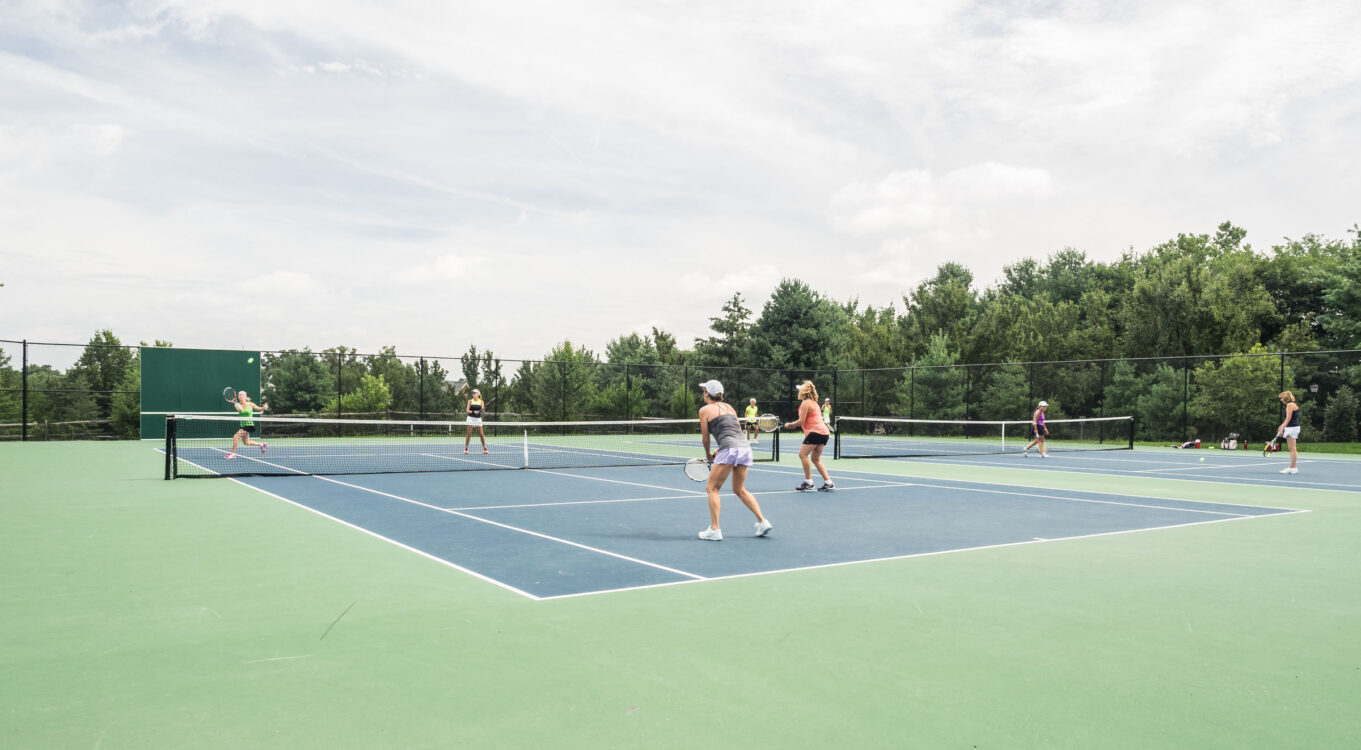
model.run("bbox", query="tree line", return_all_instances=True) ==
[3,221,1358,442]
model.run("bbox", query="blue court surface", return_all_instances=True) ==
[850,446,1361,493]
[229,458,1302,600]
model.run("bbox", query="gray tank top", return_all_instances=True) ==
[709,413,746,451]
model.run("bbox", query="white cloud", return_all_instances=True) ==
[0,0,1358,360]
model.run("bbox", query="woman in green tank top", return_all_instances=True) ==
[226,391,269,460]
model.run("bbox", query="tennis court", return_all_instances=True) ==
[3,433,1359,748]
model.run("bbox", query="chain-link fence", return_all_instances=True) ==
[3,338,1358,445]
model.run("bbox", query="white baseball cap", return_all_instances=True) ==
[698,379,724,396]
[1038,400,1048,407]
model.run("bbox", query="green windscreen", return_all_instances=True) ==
[140,348,261,439]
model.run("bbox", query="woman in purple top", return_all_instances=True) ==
[1023,400,1049,457]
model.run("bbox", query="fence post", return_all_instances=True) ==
[625,364,632,420]
[418,357,426,419]
[21,340,28,442]
[832,369,839,417]
[964,367,971,420]
[1182,358,1190,441]
[909,367,916,420]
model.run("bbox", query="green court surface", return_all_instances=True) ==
[3,442,1359,749]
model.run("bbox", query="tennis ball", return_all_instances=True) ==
[1199,457,1205,462]
[247,357,255,364]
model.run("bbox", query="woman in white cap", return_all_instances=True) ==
[696,380,772,541]
[786,380,834,490]
[1023,400,1049,457]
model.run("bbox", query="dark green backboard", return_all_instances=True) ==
[140,348,261,439]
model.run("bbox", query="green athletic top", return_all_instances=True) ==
[745,405,759,419]
[238,405,254,427]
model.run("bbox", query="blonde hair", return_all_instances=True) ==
[1279,390,1295,403]
[797,380,819,402]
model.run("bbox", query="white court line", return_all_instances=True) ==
[450,481,922,511]
[1129,461,1283,473]
[527,468,707,495]
[222,479,540,599]
[762,461,1310,512]
[536,511,1298,601]
[855,455,1360,494]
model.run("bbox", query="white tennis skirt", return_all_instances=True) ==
[1282,426,1300,439]
[466,416,483,426]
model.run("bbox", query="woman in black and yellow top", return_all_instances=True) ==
[225,390,268,459]
[464,388,488,455]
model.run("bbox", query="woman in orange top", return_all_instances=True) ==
[785,380,835,491]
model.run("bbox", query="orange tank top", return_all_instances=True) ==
[801,400,830,435]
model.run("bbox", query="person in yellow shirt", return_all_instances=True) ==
[822,398,832,424]
[744,398,759,443]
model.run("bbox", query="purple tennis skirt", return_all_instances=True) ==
[713,445,754,467]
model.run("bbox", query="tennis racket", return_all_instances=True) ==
[684,458,711,482]
[223,387,236,404]
[757,413,780,432]
[1263,438,1279,457]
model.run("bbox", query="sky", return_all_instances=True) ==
[3,0,1360,369]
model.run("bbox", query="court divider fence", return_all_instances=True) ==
[2,338,1358,447]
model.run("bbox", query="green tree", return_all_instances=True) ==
[366,347,419,415]
[746,279,851,372]
[896,333,964,420]
[1317,226,1361,348]
[903,264,978,360]
[0,346,20,428]
[262,349,331,415]
[70,329,134,420]
[1191,346,1292,443]
[1322,385,1358,442]
[532,341,597,421]
[693,293,753,368]
[323,374,393,415]
[505,360,538,419]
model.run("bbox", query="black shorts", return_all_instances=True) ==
[1029,426,1046,439]
[802,431,829,446]
[240,425,256,434]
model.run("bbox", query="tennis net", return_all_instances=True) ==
[165,415,779,478]
[834,415,1134,459]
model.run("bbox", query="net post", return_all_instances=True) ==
[1000,420,1005,453]
[833,418,840,459]
[773,425,780,461]
[164,415,176,480]
[1128,416,1135,450]
[522,429,529,469]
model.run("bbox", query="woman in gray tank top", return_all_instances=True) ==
[696,380,772,541]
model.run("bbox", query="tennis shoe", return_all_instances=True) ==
[224,453,237,460]
[1280,467,1298,474]
[260,442,267,454]
[464,449,469,454]
[698,527,723,541]
[817,482,836,492]
[754,519,773,537]
[483,449,489,454]
[795,481,815,491]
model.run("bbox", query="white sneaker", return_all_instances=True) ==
[1039,453,1049,458]
[224,453,237,460]
[1280,467,1298,475]
[260,442,268,454]
[698,527,723,541]
[754,519,773,537]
